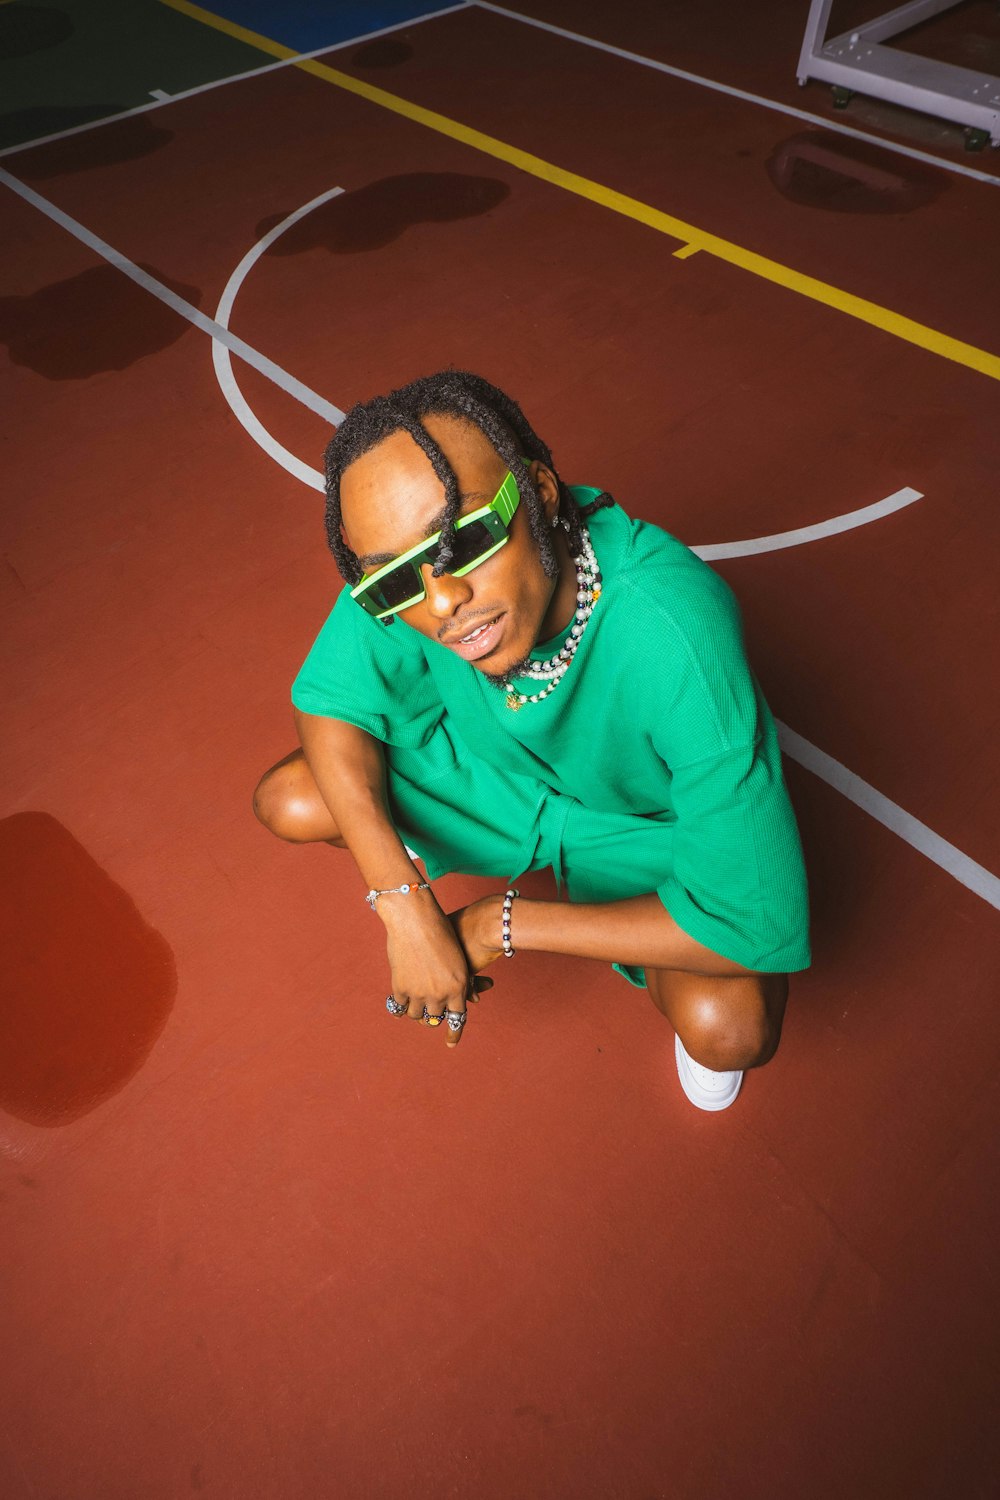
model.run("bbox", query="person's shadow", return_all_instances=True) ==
[0,812,175,1127]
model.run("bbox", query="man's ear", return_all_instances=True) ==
[529,460,560,520]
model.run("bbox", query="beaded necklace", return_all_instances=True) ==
[504,523,602,711]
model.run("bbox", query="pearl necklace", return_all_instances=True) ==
[504,524,602,711]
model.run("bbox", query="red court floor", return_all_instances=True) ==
[2,2,999,1496]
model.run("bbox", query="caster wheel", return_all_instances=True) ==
[963,128,989,152]
[832,86,854,110]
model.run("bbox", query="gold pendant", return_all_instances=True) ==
[506,693,522,712]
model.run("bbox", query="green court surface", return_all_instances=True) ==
[0,0,268,149]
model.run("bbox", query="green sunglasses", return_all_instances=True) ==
[350,468,521,620]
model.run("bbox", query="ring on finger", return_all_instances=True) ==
[422,1006,445,1027]
[385,994,407,1016]
[444,1010,467,1032]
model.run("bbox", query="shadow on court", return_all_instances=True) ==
[255,171,511,256]
[0,261,200,377]
[5,110,173,173]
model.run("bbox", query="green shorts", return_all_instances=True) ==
[384,727,679,989]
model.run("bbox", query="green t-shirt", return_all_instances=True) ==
[293,490,810,973]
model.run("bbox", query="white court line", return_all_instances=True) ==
[474,1,1000,188]
[213,185,347,493]
[693,487,924,561]
[4,172,996,914]
[0,169,344,427]
[777,724,1000,911]
[0,1,471,160]
[149,90,171,102]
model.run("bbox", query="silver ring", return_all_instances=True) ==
[444,1010,467,1032]
[385,994,407,1016]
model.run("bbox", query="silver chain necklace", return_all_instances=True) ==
[504,523,602,711]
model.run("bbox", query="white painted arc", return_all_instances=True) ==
[693,486,924,560]
[209,200,996,905]
[211,186,929,557]
[472,1,1000,189]
[212,185,349,493]
[206,201,998,909]
[0,169,344,428]
[777,723,1000,911]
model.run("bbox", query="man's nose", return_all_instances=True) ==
[420,561,473,619]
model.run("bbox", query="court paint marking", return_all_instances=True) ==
[167,2,1000,385]
[5,178,995,911]
[0,2,470,159]
[149,89,171,101]
[212,185,932,564]
[694,487,924,561]
[212,184,347,493]
[474,1,1000,190]
[0,169,345,427]
[777,724,1000,911]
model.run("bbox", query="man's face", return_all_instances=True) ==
[340,414,578,679]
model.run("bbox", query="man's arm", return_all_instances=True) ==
[456,892,756,979]
[294,707,418,892]
[294,709,487,1039]
[451,724,807,983]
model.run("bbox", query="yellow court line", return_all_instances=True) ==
[162,0,1000,384]
[165,0,297,58]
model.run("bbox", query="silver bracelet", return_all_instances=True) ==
[365,881,430,910]
[501,887,519,957]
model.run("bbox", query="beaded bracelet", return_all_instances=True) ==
[365,881,430,910]
[501,887,519,957]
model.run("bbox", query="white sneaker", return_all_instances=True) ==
[674,1034,743,1112]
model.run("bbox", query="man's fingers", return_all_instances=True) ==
[389,994,452,1028]
[445,966,492,1045]
[388,976,489,1040]
[444,999,467,1049]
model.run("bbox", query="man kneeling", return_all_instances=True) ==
[254,370,810,1111]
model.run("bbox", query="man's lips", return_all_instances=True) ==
[441,612,506,662]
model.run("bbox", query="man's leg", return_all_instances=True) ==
[645,967,788,1073]
[644,967,788,1111]
[253,750,345,846]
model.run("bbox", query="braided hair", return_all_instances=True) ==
[323,370,613,586]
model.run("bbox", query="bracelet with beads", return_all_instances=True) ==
[365,880,430,910]
[501,888,519,957]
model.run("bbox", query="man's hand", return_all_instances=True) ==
[380,893,492,1047]
[448,894,506,974]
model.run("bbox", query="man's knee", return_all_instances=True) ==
[692,1011,774,1072]
[663,975,786,1072]
[252,767,299,841]
[253,764,338,844]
